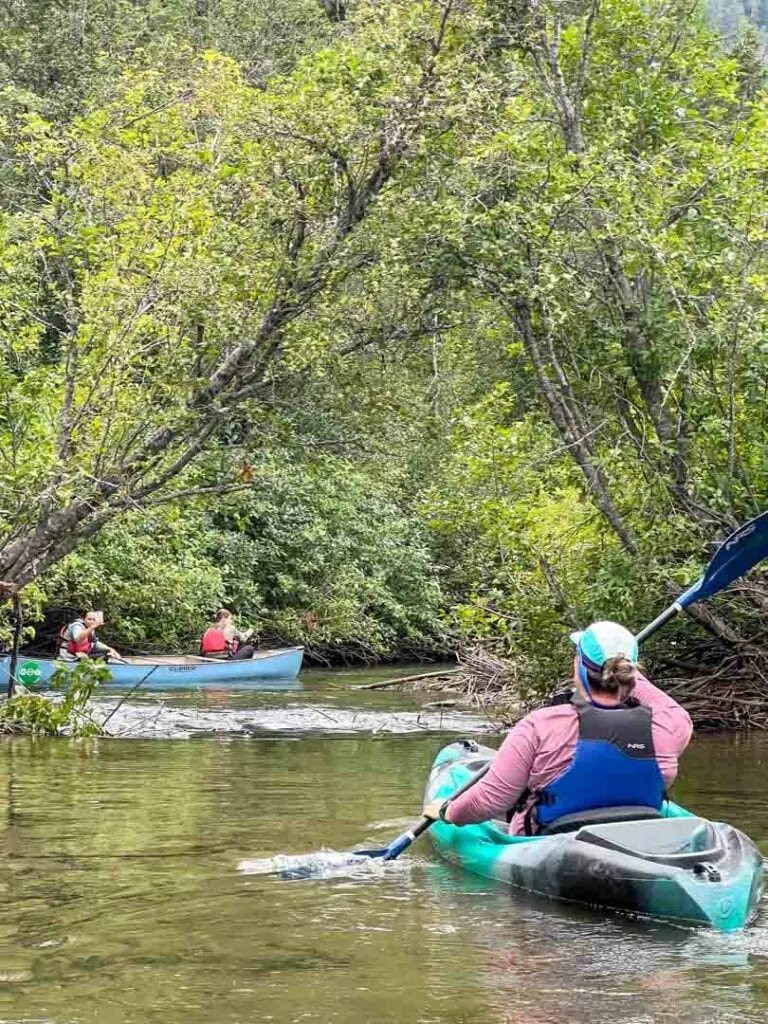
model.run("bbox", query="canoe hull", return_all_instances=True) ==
[1,647,304,690]
[426,741,764,932]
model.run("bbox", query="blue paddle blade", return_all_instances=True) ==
[679,511,768,608]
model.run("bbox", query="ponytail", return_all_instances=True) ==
[599,655,637,696]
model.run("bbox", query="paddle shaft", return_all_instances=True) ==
[415,759,492,837]
[382,760,491,860]
[635,603,681,644]
[100,663,160,731]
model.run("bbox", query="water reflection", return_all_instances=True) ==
[0,728,767,1023]
[420,859,768,1023]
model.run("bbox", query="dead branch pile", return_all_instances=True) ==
[380,638,768,731]
[446,646,532,716]
[654,651,768,730]
[444,638,768,729]
[657,674,768,729]
[385,645,535,721]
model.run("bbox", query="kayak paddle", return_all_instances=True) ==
[236,762,492,877]
[636,510,768,643]
[352,760,492,862]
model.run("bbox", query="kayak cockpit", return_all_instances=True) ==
[575,816,726,866]
[485,804,665,843]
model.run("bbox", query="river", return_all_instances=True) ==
[1,668,768,1023]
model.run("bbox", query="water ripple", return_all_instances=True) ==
[89,700,494,739]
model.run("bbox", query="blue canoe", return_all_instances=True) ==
[1,647,304,691]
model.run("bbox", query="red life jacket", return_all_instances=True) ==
[59,620,93,657]
[200,627,233,656]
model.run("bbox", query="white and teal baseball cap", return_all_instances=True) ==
[569,621,639,672]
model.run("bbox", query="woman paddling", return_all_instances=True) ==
[200,609,256,661]
[423,621,693,835]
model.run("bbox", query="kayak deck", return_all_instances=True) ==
[426,742,764,931]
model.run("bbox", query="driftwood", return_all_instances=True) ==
[363,646,531,720]
[354,668,459,690]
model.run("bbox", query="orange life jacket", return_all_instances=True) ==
[200,626,235,656]
[59,620,93,657]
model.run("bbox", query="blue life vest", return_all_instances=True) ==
[532,697,665,832]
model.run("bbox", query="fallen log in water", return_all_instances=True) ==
[354,668,459,690]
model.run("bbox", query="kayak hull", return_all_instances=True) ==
[426,741,764,932]
[1,648,304,690]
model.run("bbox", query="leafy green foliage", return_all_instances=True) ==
[210,459,445,656]
[42,505,227,648]
[0,1,335,119]
[1,660,107,736]
[43,456,445,657]
[1,0,768,689]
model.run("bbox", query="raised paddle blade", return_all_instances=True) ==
[679,510,768,608]
[636,510,768,644]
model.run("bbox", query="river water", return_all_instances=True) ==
[2,668,768,1023]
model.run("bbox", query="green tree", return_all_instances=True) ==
[0,1,473,589]
[42,457,445,657]
[0,0,336,118]
[412,0,768,677]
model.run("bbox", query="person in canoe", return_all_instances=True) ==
[58,611,121,663]
[423,620,693,835]
[200,609,256,661]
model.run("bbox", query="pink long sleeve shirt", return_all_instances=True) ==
[446,675,693,835]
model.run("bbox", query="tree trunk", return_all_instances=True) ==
[319,0,347,22]
[7,592,22,699]
[525,2,710,525]
[513,297,639,554]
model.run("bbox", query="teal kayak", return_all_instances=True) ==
[426,741,764,932]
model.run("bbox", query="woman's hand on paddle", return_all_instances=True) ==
[422,798,448,822]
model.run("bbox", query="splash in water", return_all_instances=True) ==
[237,848,392,880]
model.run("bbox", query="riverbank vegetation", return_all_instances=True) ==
[1,1,768,723]
[0,660,107,735]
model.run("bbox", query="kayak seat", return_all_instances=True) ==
[575,816,727,867]
[540,805,663,835]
